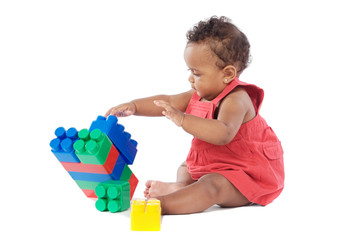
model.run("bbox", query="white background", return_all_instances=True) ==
[1,0,360,239]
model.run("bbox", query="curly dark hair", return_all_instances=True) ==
[186,16,251,74]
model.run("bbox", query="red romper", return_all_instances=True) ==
[185,78,284,206]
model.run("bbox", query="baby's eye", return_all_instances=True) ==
[187,68,200,77]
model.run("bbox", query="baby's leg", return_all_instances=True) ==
[144,161,196,198]
[156,173,250,215]
[176,161,196,184]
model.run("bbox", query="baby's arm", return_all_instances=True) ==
[156,88,255,145]
[105,90,194,117]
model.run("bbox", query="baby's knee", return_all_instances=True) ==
[198,173,227,201]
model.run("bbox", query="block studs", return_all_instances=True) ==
[78,129,90,141]
[55,127,66,139]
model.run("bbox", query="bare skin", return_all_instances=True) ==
[105,42,255,214]
[144,161,195,198]
[157,173,251,215]
[144,162,250,215]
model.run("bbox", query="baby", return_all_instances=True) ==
[106,16,284,215]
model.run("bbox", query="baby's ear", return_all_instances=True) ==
[222,65,237,82]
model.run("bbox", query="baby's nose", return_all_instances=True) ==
[188,75,194,83]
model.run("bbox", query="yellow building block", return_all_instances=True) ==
[131,199,161,231]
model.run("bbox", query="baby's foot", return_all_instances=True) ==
[144,180,187,198]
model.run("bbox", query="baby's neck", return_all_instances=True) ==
[200,98,212,103]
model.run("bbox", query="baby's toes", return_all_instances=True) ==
[144,189,150,198]
[145,180,153,188]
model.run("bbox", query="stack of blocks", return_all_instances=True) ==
[50,115,138,213]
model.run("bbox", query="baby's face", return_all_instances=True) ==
[184,43,227,101]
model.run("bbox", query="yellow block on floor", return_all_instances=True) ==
[131,199,161,231]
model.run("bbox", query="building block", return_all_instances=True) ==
[50,127,80,163]
[67,171,114,182]
[74,172,138,199]
[73,128,112,165]
[89,115,138,165]
[119,164,132,181]
[60,144,120,174]
[82,189,97,198]
[75,180,99,190]
[95,181,130,213]
[67,158,129,183]
[108,154,127,181]
[131,199,161,231]
[128,173,139,200]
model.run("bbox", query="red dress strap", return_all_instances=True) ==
[186,78,265,117]
[211,78,240,105]
[212,78,265,114]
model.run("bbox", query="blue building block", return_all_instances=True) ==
[89,115,138,165]
[50,127,80,163]
[67,153,127,182]
[68,171,114,182]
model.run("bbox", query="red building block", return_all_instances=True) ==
[82,189,97,198]
[129,173,139,199]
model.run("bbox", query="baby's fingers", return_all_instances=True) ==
[113,109,134,117]
[154,100,169,109]
[105,109,112,117]
[154,100,174,117]
[105,106,134,118]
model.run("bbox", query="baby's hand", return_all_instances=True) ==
[154,100,185,127]
[105,102,136,117]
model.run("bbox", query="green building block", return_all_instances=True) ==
[73,129,112,165]
[75,180,99,190]
[119,164,132,181]
[95,180,130,213]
